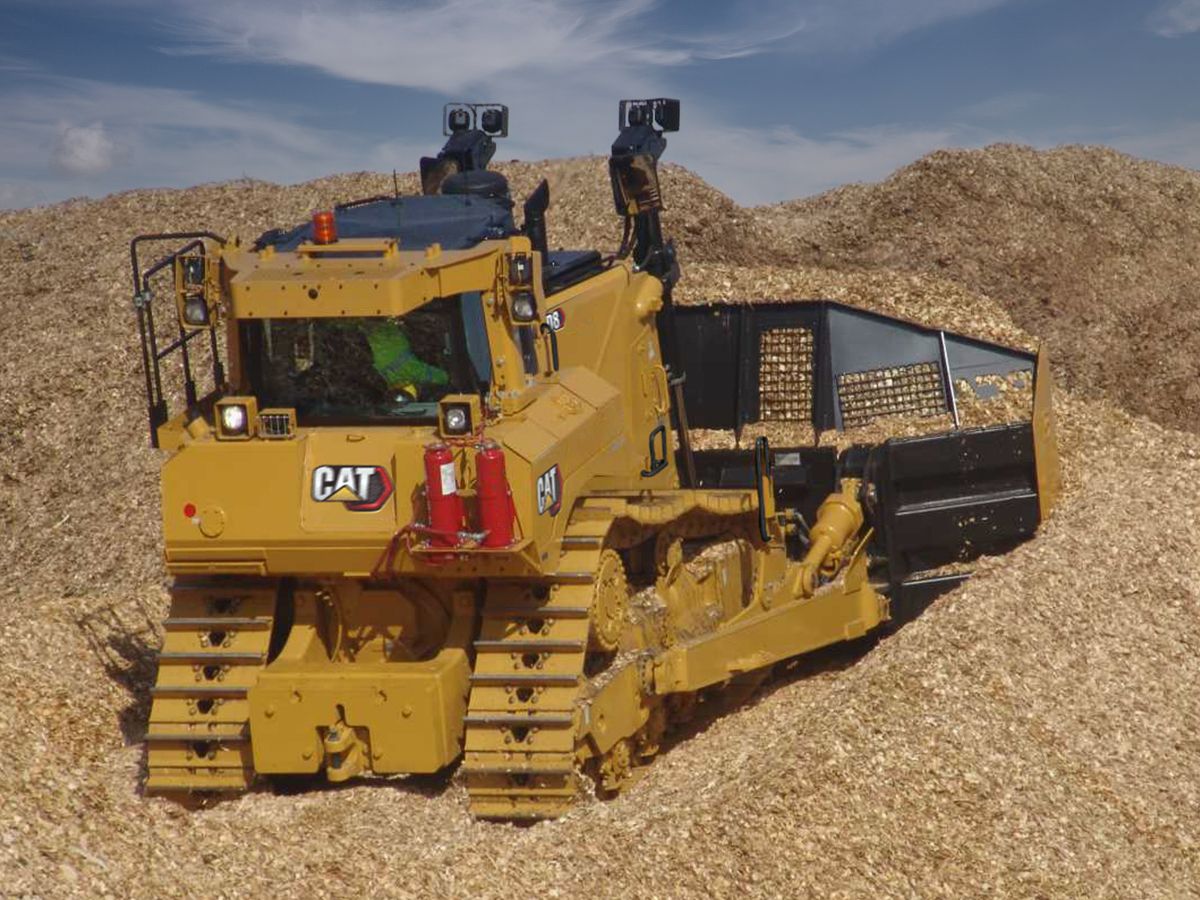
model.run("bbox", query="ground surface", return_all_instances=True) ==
[1,148,1198,899]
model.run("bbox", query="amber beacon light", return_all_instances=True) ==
[311,210,338,244]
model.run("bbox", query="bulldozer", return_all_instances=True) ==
[130,99,1060,819]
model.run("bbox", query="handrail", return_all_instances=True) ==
[129,231,227,447]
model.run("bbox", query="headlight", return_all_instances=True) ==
[438,395,478,439]
[183,295,210,326]
[220,404,248,434]
[511,291,537,322]
[214,396,257,440]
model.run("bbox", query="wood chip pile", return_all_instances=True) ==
[2,147,1198,898]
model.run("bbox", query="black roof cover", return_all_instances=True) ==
[254,194,517,253]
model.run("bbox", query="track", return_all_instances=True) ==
[462,498,764,818]
[144,580,277,794]
[461,499,619,818]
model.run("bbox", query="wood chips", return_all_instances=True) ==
[1,148,1198,899]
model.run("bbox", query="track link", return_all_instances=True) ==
[462,502,620,819]
[144,581,276,794]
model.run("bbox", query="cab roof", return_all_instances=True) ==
[253,194,517,254]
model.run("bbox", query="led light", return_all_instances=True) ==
[444,406,469,433]
[511,292,537,322]
[183,295,210,326]
[220,404,248,434]
[480,108,504,135]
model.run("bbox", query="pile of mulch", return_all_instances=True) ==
[2,148,1198,898]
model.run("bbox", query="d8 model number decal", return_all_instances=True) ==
[536,464,563,516]
[544,307,566,331]
[312,465,394,512]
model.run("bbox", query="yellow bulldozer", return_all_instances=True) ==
[130,100,1060,819]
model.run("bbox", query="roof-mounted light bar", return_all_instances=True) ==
[443,103,509,138]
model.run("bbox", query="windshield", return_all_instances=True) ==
[243,294,490,422]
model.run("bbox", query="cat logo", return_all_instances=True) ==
[311,465,394,512]
[536,464,563,516]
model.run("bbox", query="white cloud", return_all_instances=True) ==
[52,122,119,175]
[0,75,362,185]
[674,119,968,204]
[774,0,1017,55]
[152,0,1025,86]
[0,0,1035,206]
[1148,0,1200,36]
[155,0,811,92]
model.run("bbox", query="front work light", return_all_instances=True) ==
[438,394,480,439]
[183,295,210,326]
[221,404,247,433]
[511,291,537,322]
[215,397,258,440]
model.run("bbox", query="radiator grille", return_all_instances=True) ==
[836,361,946,428]
[758,327,813,422]
[257,409,295,439]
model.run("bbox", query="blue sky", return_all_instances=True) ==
[1,0,1199,209]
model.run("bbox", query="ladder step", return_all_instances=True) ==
[473,639,585,653]
[470,673,581,686]
[464,712,574,727]
[150,685,249,698]
[163,617,273,629]
[158,651,266,663]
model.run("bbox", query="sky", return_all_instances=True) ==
[1,0,1199,209]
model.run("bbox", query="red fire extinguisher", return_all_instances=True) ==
[423,442,462,547]
[475,439,515,548]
